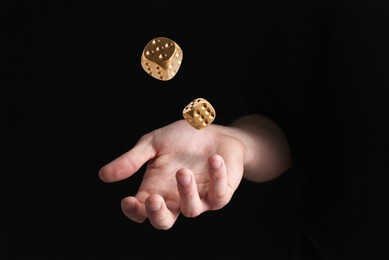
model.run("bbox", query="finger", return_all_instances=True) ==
[176,168,204,217]
[206,154,229,209]
[121,196,147,223]
[145,194,178,230]
[99,133,156,183]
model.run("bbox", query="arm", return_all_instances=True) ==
[227,113,292,182]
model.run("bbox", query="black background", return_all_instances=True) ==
[1,1,296,259]
[3,0,389,259]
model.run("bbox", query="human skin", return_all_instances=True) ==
[99,114,292,230]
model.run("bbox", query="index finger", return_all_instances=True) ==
[98,133,156,183]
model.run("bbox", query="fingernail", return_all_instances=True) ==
[178,173,191,185]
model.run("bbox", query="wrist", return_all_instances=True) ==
[229,114,292,182]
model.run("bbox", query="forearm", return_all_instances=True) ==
[228,114,292,182]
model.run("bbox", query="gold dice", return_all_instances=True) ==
[182,98,216,130]
[141,36,183,81]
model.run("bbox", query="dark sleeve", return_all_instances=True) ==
[238,2,307,170]
[240,1,389,259]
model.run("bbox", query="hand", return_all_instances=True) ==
[98,119,245,230]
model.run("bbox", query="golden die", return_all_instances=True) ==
[183,98,216,130]
[141,36,183,81]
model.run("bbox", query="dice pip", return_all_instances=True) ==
[182,98,216,130]
[141,36,183,81]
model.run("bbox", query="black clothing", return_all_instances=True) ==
[241,1,389,259]
[2,1,388,259]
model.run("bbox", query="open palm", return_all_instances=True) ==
[99,119,245,229]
